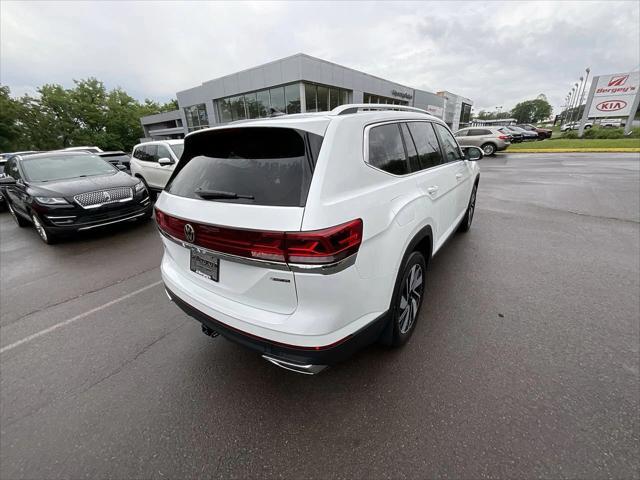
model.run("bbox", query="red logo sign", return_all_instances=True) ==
[596,100,627,112]
[608,75,629,87]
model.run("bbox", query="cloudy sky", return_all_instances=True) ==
[1,1,638,113]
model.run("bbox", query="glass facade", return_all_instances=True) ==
[184,104,209,132]
[303,82,350,112]
[363,93,408,106]
[216,83,302,123]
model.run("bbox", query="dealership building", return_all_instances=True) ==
[140,53,472,140]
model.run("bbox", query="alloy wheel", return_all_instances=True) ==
[32,214,48,242]
[482,144,495,155]
[398,264,424,334]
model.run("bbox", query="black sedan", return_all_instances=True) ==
[0,151,152,244]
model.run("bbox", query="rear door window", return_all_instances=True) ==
[406,122,444,171]
[167,127,319,207]
[367,123,409,175]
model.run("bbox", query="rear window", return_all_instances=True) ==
[166,127,320,207]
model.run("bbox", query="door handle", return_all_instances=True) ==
[456,173,463,181]
[426,186,439,196]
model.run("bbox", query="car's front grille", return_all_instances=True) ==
[74,187,133,209]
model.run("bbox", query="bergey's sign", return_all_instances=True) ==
[588,71,639,117]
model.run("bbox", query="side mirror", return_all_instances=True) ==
[0,176,16,186]
[462,146,484,161]
[115,164,127,171]
[158,157,173,166]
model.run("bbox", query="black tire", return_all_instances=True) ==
[480,143,496,156]
[7,201,30,227]
[458,183,478,233]
[390,251,427,347]
[585,125,592,129]
[31,213,57,244]
[137,175,156,201]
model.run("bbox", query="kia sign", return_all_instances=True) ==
[588,71,639,117]
[595,100,627,113]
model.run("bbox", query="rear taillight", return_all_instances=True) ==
[155,209,363,266]
[498,135,509,140]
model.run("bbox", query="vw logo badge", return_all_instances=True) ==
[184,224,195,243]
[103,191,111,201]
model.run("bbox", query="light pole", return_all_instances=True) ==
[577,67,591,125]
[566,86,576,124]
[571,77,584,123]
[569,82,579,123]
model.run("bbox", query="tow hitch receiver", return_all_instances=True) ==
[202,325,220,338]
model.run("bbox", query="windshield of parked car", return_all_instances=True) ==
[21,154,117,182]
[170,144,184,159]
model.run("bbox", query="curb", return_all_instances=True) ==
[507,148,640,153]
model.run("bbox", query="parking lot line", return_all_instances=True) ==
[0,280,163,354]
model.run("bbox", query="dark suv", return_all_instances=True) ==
[0,151,152,244]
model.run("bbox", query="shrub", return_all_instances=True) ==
[583,128,598,138]
[562,131,579,139]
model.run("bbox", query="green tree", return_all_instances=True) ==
[512,98,553,123]
[1,78,178,153]
[0,86,22,151]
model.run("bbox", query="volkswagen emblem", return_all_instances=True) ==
[184,224,195,243]
[103,191,111,201]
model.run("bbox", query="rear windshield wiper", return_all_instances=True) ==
[195,188,255,200]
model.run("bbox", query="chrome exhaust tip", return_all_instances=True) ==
[262,355,327,375]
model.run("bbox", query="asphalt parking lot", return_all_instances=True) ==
[1,152,638,479]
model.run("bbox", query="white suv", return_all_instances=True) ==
[130,140,184,194]
[155,105,481,374]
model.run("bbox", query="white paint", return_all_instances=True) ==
[0,281,163,354]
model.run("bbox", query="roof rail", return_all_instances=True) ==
[330,103,432,116]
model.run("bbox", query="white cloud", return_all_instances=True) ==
[1,0,638,113]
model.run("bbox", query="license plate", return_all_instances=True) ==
[190,249,219,282]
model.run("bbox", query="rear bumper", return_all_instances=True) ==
[165,285,388,366]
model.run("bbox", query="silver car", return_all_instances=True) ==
[454,127,511,155]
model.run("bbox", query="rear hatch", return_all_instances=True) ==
[155,122,327,315]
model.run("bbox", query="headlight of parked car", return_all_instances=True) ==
[134,181,146,193]
[35,197,69,205]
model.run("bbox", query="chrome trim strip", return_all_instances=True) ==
[158,228,356,274]
[45,215,77,219]
[262,355,327,375]
[77,212,146,231]
[288,253,357,275]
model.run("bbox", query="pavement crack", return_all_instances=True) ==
[1,266,160,328]
[2,321,186,429]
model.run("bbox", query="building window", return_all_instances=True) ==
[363,93,408,106]
[284,84,301,114]
[214,82,302,123]
[302,83,350,113]
[184,104,209,132]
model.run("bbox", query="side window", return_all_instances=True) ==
[434,124,463,163]
[137,145,157,163]
[468,129,488,136]
[367,123,409,175]
[5,158,21,179]
[400,123,420,172]
[133,147,143,160]
[455,129,468,137]
[407,122,444,171]
[156,145,172,161]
